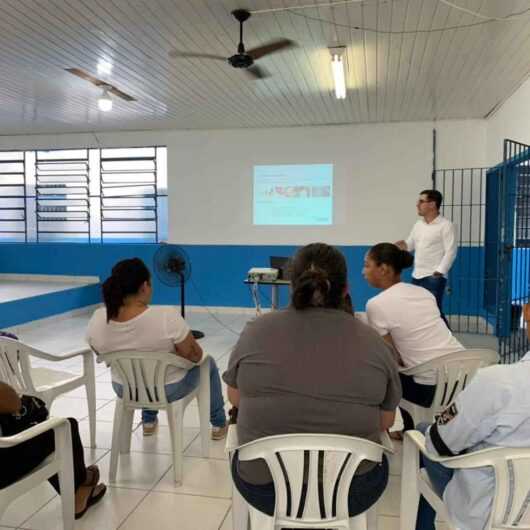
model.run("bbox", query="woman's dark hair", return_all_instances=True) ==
[290,243,347,310]
[368,243,414,274]
[102,258,151,322]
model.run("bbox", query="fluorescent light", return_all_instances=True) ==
[97,59,113,76]
[331,53,346,99]
[98,89,113,112]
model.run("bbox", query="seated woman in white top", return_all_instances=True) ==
[87,258,227,439]
[363,243,464,431]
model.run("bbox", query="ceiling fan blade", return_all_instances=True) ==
[168,50,226,61]
[247,39,296,60]
[65,67,100,85]
[245,65,270,80]
[65,68,136,101]
[108,86,136,102]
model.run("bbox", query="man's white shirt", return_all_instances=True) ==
[405,215,457,279]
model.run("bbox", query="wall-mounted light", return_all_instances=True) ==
[329,46,346,100]
[98,87,113,112]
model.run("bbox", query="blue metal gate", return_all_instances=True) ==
[492,140,530,361]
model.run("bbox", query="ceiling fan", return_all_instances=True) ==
[168,9,296,80]
[64,68,136,102]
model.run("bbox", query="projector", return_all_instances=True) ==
[247,267,279,282]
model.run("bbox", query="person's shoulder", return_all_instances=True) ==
[88,306,107,325]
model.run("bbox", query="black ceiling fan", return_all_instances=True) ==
[168,9,296,79]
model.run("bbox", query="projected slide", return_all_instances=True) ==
[253,164,333,225]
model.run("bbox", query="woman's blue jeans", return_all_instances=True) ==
[112,356,226,427]
[415,422,454,530]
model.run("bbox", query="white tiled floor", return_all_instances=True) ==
[2,308,431,530]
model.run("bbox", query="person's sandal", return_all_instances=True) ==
[211,424,228,441]
[75,484,107,520]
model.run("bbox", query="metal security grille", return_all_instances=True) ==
[0,146,167,244]
[0,151,26,242]
[435,168,492,335]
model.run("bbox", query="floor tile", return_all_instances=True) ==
[219,509,232,530]
[154,457,232,498]
[377,515,400,530]
[97,451,173,490]
[50,397,110,422]
[78,420,139,450]
[128,425,199,455]
[0,482,56,528]
[67,381,118,400]
[184,434,228,460]
[22,486,148,530]
[119,491,230,530]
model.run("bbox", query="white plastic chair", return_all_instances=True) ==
[0,417,75,530]
[229,431,393,530]
[400,348,498,425]
[96,351,210,484]
[0,337,96,447]
[400,430,530,530]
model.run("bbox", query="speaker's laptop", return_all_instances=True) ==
[269,256,291,280]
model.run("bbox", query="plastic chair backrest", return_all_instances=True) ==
[0,337,35,394]
[403,348,498,415]
[97,351,190,409]
[237,433,385,528]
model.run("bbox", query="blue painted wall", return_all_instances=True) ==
[0,243,485,321]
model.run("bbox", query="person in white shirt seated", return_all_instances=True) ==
[87,258,227,439]
[415,306,530,530]
[363,243,464,432]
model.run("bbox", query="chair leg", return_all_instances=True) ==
[366,504,378,530]
[349,513,368,530]
[120,409,134,454]
[400,435,421,530]
[56,422,75,530]
[197,361,211,458]
[248,505,273,530]
[85,381,97,449]
[232,480,250,530]
[109,400,124,483]
[167,403,184,484]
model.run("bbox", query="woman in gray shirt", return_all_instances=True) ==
[223,242,402,517]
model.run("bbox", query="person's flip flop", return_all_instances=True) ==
[75,484,107,520]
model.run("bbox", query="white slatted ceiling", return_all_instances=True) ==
[0,0,529,133]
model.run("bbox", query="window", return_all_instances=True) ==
[0,146,168,243]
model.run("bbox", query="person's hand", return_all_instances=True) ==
[394,240,407,250]
[432,271,443,277]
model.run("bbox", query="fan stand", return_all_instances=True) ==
[178,272,205,340]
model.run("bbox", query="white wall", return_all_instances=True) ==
[488,76,530,166]
[0,119,486,246]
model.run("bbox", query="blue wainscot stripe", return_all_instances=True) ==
[0,283,100,328]
[0,243,484,323]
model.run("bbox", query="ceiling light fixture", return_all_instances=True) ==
[97,87,113,112]
[329,46,346,99]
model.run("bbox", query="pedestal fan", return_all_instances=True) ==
[153,244,204,339]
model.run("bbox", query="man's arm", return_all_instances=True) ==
[174,331,203,363]
[435,222,457,276]
[396,224,416,252]
[0,382,21,414]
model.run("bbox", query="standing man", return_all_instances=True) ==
[396,189,457,326]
